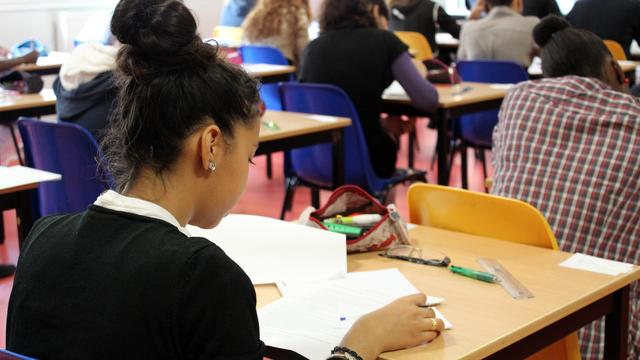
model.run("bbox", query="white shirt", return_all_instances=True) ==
[94,190,191,237]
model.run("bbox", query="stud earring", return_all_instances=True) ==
[208,160,217,172]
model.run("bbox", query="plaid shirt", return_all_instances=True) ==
[492,76,640,360]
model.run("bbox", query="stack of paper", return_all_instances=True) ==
[559,253,635,276]
[187,214,347,284]
[260,268,452,359]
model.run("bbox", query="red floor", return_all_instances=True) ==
[0,119,491,347]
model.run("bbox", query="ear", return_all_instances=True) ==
[611,59,626,86]
[198,124,223,172]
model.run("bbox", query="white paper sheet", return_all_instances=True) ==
[307,115,339,123]
[187,214,346,284]
[242,63,290,74]
[261,269,452,359]
[559,253,635,276]
[0,166,61,191]
[383,81,408,99]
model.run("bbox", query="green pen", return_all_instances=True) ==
[450,265,498,283]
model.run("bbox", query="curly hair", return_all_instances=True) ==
[242,0,311,41]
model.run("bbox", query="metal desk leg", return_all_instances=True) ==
[435,109,450,185]
[332,129,345,187]
[604,286,630,359]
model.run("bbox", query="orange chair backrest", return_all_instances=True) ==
[604,40,627,61]
[394,31,433,61]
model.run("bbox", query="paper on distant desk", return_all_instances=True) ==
[0,166,61,191]
[187,214,346,284]
[559,253,635,276]
[261,269,452,360]
[242,63,288,74]
[383,81,408,99]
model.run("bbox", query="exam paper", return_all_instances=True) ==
[242,63,289,74]
[559,253,635,276]
[383,81,407,98]
[0,166,61,190]
[187,214,347,284]
[261,269,452,359]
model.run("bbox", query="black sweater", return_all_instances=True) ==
[7,205,264,359]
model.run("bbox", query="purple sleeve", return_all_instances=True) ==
[391,51,439,113]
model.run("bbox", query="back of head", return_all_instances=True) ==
[533,15,611,80]
[320,0,377,32]
[243,0,311,41]
[105,0,260,192]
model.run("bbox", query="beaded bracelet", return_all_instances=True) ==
[330,346,364,360]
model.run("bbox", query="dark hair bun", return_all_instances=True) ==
[110,0,218,77]
[533,15,571,48]
[111,0,197,56]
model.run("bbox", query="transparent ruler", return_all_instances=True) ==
[478,258,534,299]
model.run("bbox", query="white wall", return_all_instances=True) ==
[0,0,225,52]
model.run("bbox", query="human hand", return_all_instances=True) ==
[338,293,444,360]
[0,46,9,57]
[469,0,486,20]
[380,115,416,142]
[20,50,39,64]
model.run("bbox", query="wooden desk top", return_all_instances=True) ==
[19,52,69,73]
[255,226,640,359]
[0,89,56,113]
[383,82,509,110]
[242,63,296,78]
[259,110,351,142]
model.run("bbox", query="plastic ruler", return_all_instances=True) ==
[478,258,534,299]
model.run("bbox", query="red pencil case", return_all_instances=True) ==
[302,185,412,253]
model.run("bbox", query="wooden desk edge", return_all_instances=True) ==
[0,182,39,195]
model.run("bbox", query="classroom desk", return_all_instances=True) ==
[0,166,61,245]
[255,225,640,359]
[19,52,70,76]
[242,63,296,83]
[382,82,508,186]
[259,110,351,186]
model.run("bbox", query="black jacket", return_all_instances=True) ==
[522,0,562,18]
[53,71,116,140]
[389,0,460,56]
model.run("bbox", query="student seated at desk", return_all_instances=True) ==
[299,0,438,178]
[221,0,257,27]
[491,16,640,360]
[457,0,539,67]
[6,0,445,358]
[53,41,118,140]
[242,0,310,64]
[388,0,461,57]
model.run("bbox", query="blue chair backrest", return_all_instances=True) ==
[455,60,528,146]
[17,119,110,217]
[240,45,293,110]
[279,83,389,192]
[240,45,290,65]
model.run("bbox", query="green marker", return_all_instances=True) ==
[450,265,498,283]
[323,222,363,237]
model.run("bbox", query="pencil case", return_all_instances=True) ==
[301,185,411,253]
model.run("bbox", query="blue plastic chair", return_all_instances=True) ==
[278,83,426,218]
[240,45,293,110]
[17,119,110,217]
[454,60,528,189]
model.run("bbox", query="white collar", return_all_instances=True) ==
[94,190,191,237]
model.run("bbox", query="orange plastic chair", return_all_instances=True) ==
[212,26,244,47]
[407,183,582,360]
[604,40,627,61]
[394,31,433,61]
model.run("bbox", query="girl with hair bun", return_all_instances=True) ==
[6,0,444,359]
[492,15,640,360]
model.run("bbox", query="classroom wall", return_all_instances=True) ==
[0,0,224,52]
